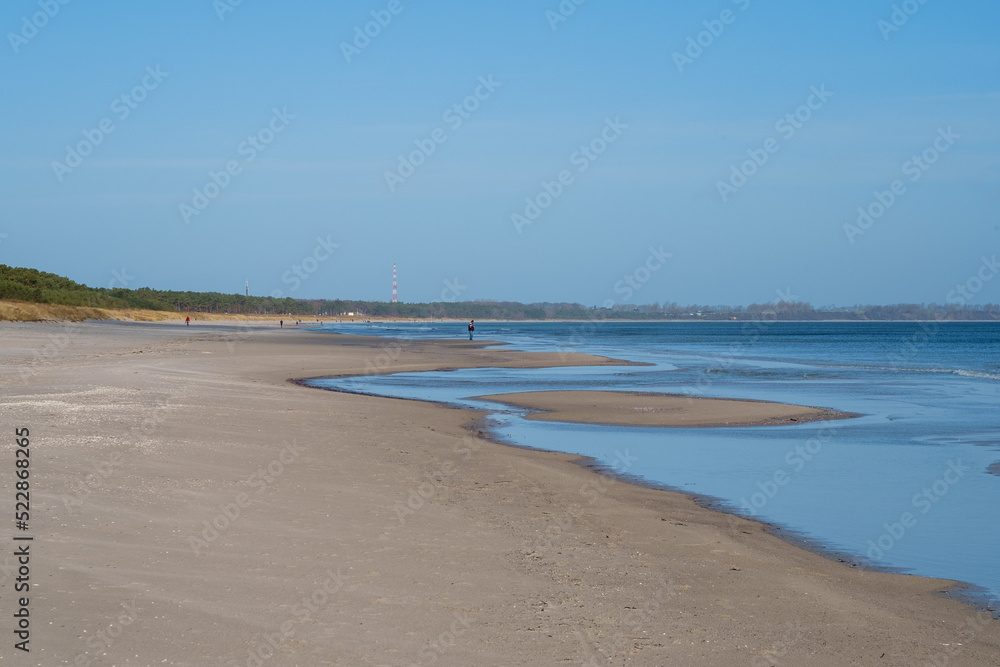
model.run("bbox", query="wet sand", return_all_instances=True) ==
[1,321,997,666]
[475,390,854,427]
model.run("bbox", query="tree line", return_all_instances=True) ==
[2,264,998,321]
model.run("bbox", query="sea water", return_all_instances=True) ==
[308,321,1000,608]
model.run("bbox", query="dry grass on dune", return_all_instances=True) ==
[0,300,237,323]
[0,299,403,323]
[0,300,149,322]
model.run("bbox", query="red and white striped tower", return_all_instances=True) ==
[392,263,397,303]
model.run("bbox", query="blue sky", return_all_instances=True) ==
[1,0,997,306]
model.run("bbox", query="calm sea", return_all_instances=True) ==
[308,321,1000,609]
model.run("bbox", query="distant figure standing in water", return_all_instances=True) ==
[468,320,475,340]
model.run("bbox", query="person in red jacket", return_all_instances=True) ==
[185,316,190,326]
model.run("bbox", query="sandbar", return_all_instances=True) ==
[475,390,854,427]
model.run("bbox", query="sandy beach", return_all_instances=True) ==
[1,321,997,666]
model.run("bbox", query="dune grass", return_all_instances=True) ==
[0,300,301,323]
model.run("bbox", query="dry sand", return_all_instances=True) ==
[0,321,997,666]
[475,390,854,428]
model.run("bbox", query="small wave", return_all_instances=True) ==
[955,369,1000,381]
[913,432,1000,448]
[840,364,1000,381]
[704,368,788,377]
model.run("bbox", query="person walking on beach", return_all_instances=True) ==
[468,320,475,340]
[185,316,190,326]
[280,320,283,328]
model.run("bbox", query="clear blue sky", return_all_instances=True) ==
[1,0,997,306]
